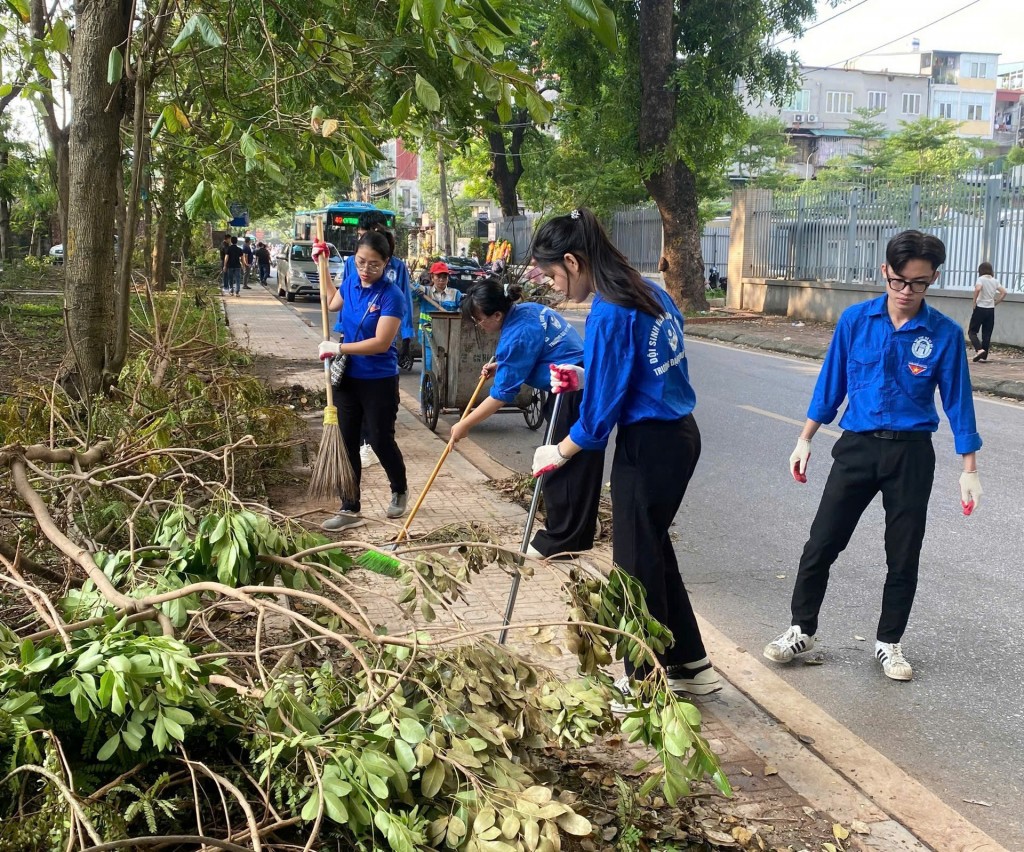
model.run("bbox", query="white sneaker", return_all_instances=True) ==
[763,625,816,663]
[609,676,648,715]
[875,641,913,681]
[666,658,723,695]
[360,443,379,467]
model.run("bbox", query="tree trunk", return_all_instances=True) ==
[30,0,69,237]
[61,0,132,397]
[637,0,708,312]
[487,109,527,217]
[152,214,168,291]
[0,145,10,262]
[436,140,451,255]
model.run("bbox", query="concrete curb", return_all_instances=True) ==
[684,324,1024,402]
[697,617,1009,852]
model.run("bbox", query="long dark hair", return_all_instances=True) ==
[461,276,520,322]
[531,208,662,316]
[357,230,393,261]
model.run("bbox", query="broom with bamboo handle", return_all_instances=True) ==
[391,360,495,544]
[307,216,357,503]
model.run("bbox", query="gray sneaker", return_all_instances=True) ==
[386,492,408,519]
[321,512,366,532]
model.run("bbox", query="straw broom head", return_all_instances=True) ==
[308,401,357,503]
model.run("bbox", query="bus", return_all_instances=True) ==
[293,201,397,256]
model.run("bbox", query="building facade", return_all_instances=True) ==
[921,50,999,139]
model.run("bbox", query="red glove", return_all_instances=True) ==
[550,364,584,394]
[311,239,329,262]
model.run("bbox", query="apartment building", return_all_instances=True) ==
[921,50,999,139]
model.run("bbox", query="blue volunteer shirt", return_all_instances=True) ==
[490,302,584,404]
[338,275,404,380]
[569,283,696,451]
[808,294,981,454]
[335,255,415,340]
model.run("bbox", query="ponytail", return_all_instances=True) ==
[530,207,662,317]
[461,276,519,321]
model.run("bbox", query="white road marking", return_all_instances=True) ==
[738,405,843,439]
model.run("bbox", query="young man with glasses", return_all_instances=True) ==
[764,230,983,681]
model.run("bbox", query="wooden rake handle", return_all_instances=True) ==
[315,216,336,409]
[394,358,495,543]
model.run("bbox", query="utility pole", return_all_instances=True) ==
[436,139,451,255]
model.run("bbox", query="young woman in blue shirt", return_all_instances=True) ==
[317,231,409,531]
[529,207,720,700]
[448,277,604,557]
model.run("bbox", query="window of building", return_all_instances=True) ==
[967,104,986,121]
[785,90,811,112]
[867,91,888,111]
[937,102,954,119]
[402,188,411,208]
[969,62,989,79]
[902,93,922,115]
[826,91,853,114]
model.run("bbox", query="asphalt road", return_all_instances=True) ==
[280,278,1023,847]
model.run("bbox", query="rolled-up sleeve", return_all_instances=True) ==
[569,312,634,450]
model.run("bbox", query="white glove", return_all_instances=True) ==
[532,444,568,478]
[959,470,982,515]
[318,340,341,361]
[550,364,584,394]
[789,437,811,483]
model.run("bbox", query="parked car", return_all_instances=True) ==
[276,240,343,302]
[431,255,488,293]
[49,244,64,264]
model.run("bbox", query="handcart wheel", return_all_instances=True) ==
[421,370,440,432]
[524,389,546,430]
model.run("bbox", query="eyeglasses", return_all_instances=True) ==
[472,314,492,327]
[355,260,383,272]
[885,275,932,294]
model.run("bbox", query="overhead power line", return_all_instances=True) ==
[773,0,875,47]
[807,0,985,73]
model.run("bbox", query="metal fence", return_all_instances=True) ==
[745,171,1024,292]
[490,206,730,279]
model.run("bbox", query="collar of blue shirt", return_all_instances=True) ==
[866,293,937,332]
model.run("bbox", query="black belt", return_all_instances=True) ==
[862,430,932,442]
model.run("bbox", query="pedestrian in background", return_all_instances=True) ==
[241,236,254,290]
[967,261,1006,363]
[219,234,231,293]
[529,207,721,703]
[766,230,983,682]
[222,236,243,296]
[255,241,271,285]
[418,261,463,311]
[450,277,604,558]
[317,230,408,531]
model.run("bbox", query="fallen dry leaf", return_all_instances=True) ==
[853,635,866,641]
[850,819,871,835]
[963,798,994,807]
[764,765,778,776]
[740,767,753,776]
[833,822,850,841]
[732,826,756,844]
[798,734,815,745]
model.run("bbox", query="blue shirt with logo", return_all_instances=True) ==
[335,255,414,340]
[338,275,404,379]
[808,294,981,454]
[569,283,696,451]
[490,302,583,403]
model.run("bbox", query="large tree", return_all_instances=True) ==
[547,0,822,310]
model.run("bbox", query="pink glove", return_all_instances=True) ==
[311,239,329,262]
[550,364,584,394]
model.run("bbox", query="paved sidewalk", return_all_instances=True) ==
[685,314,1024,401]
[220,287,1007,852]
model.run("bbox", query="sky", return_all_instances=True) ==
[785,0,1024,70]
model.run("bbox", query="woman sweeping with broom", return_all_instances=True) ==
[529,208,721,703]
[315,230,408,532]
[448,277,604,558]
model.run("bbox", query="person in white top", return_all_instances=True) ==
[968,262,1007,363]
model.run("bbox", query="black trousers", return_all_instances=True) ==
[611,415,706,677]
[791,431,935,643]
[531,389,605,556]
[335,374,407,512]
[968,306,995,354]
